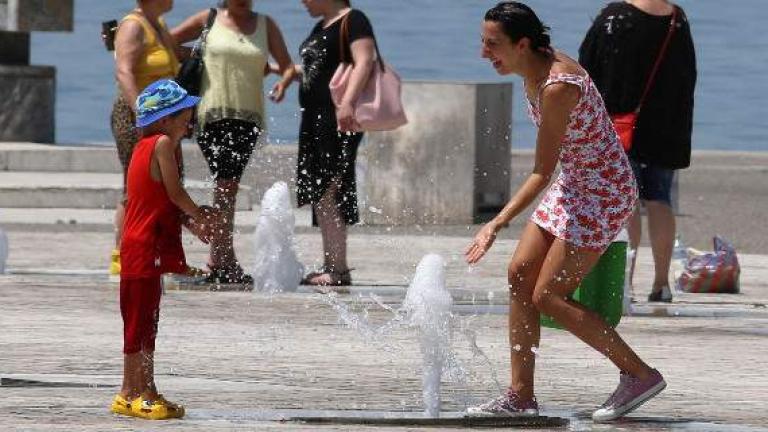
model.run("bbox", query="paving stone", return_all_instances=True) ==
[1,230,767,430]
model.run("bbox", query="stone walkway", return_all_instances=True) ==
[1,230,767,431]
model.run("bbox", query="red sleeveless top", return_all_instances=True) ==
[121,134,187,279]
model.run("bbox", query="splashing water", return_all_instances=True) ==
[402,254,455,418]
[251,182,304,292]
[320,254,501,417]
[323,294,405,354]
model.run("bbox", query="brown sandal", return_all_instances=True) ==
[300,266,330,285]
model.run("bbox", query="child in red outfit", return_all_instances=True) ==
[111,79,217,420]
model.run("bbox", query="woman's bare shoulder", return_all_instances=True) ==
[550,51,587,77]
[116,18,144,43]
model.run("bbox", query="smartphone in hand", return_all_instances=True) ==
[101,19,118,51]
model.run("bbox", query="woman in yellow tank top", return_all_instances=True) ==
[173,0,296,284]
[109,0,181,276]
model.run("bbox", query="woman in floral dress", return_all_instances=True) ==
[464,2,665,422]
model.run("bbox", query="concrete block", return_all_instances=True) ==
[0,1,7,28]
[0,143,300,208]
[0,65,55,142]
[0,172,253,210]
[362,81,512,225]
[0,184,252,210]
[2,146,119,172]
[0,0,74,32]
[0,30,29,65]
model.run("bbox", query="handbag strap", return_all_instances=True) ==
[191,8,218,58]
[635,6,678,114]
[338,11,385,73]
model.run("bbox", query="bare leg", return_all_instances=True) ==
[507,223,554,400]
[532,239,654,379]
[114,162,129,249]
[120,352,143,399]
[313,180,348,276]
[626,204,642,287]
[138,349,184,416]
[114,202,125,248]
[210,179,239,268]
[646,201,675,291]
[140,350,159,399]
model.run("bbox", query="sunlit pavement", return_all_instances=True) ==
[1,230,767,431]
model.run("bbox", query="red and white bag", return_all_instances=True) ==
[676,236,740,294]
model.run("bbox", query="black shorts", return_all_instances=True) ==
[197,119,261,181]
[630,159,675,206]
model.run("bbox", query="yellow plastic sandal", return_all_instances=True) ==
[132,395,185,420]
[109,249,121,276]
[109,394,134,417]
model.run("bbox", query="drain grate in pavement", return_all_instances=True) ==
[0,377,115,388]
[291,415,568,428]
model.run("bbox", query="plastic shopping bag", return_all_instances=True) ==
[676,236,740,294]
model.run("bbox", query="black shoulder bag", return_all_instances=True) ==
[176,8,217,96]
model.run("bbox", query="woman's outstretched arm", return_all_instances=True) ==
[465,82,579,264]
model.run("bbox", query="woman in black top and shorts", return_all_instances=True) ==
[296,0,377,287]
[579,0,697,302]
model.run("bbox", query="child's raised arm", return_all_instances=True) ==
[155,136,218,242]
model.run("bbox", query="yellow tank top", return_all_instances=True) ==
[120,14,180,92]
[197,13,268,130]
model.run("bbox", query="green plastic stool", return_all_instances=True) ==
[540,241,627,329]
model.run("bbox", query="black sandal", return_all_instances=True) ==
[206,263,254,285]
[304,269,353,293]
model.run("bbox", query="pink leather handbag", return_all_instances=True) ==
[329,14,407,132]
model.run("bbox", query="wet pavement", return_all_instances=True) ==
[1,229,767,431]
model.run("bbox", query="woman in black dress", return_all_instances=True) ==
[296,0,377,287]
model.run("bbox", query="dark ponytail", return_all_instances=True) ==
[484,2,553,56]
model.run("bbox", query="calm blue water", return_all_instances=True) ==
[31,0,767,151]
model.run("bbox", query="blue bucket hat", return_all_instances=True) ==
[135,79,201,128]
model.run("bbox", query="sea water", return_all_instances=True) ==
[34,0,768,152]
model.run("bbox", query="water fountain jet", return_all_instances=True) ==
[402,253,454,418]
[251,182,304,292]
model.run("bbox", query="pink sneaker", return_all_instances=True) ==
[466,390,539,417]
[592,369,666,422]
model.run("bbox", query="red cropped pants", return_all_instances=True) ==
[120,277,161,354]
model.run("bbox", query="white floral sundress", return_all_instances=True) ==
[527,73,638,250]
